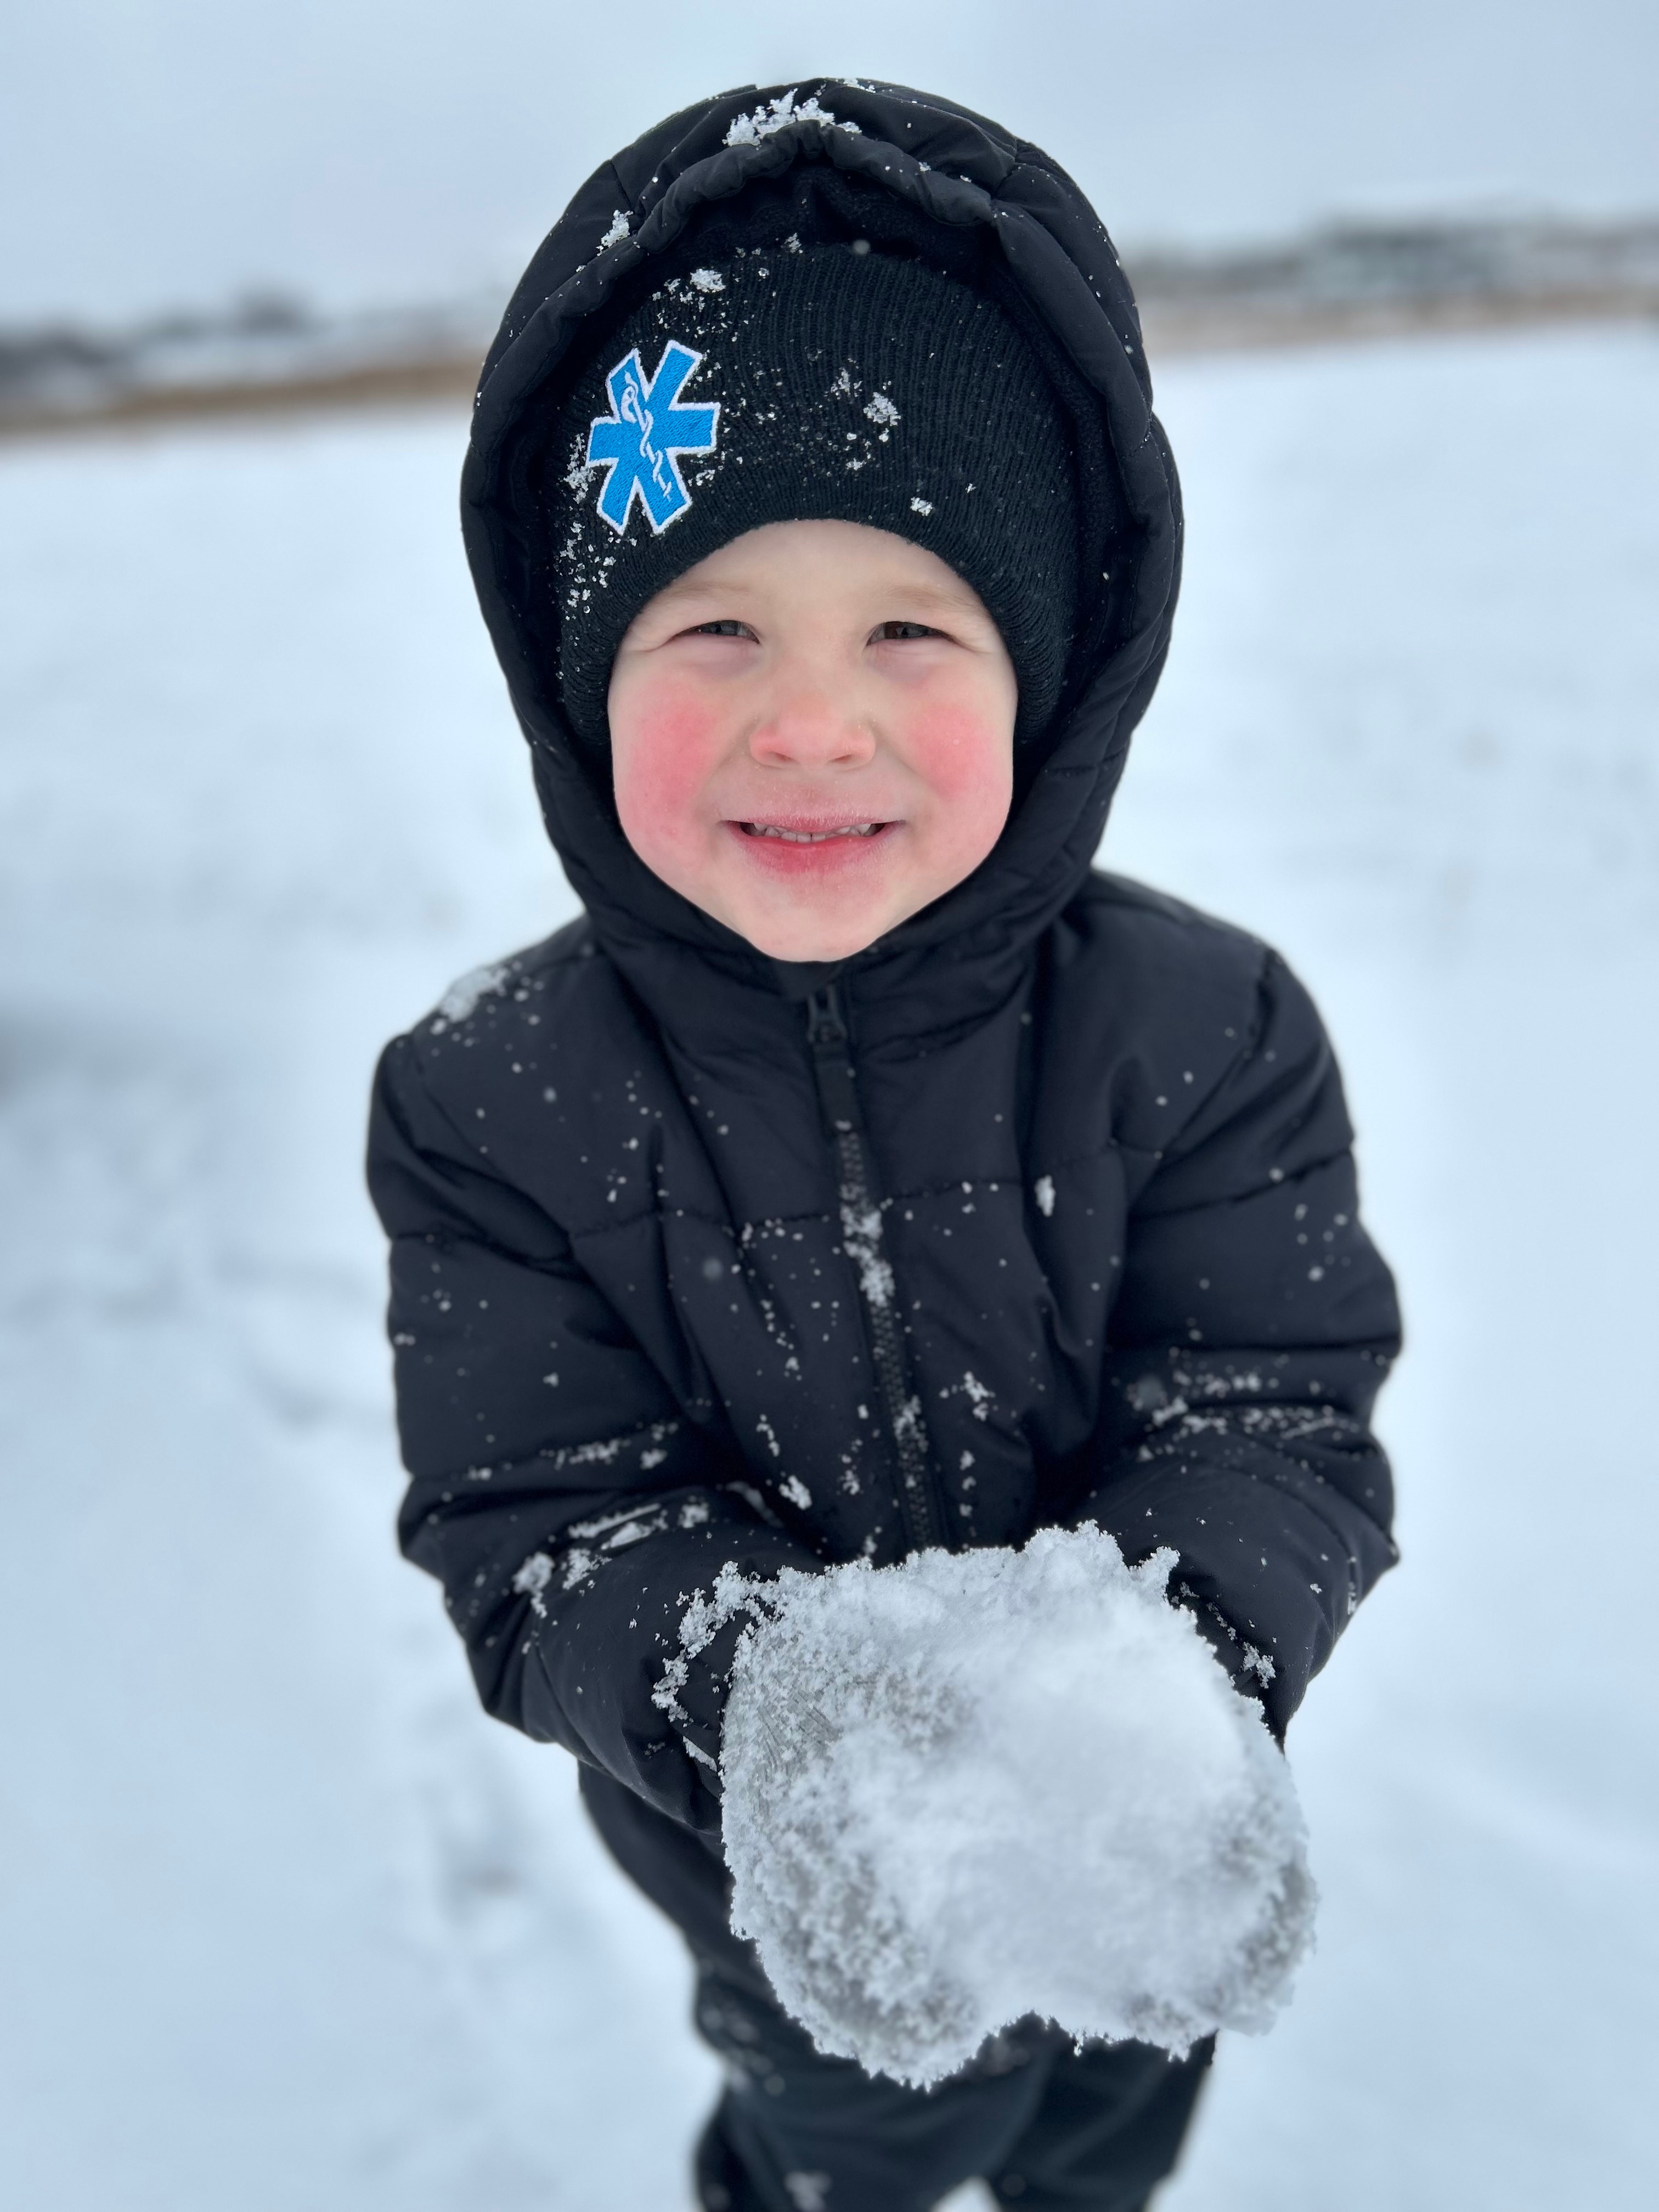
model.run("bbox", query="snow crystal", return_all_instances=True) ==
[433,961,508,1025]
[725,1479,780,1525]
[958,1370,992,1420]
[1034,1174,1056,1217]
[778,1475,812,1510]
[688,267,725,294]
[542,1419,678,1474]
[702,1526,1313,2084]
[569,1502,667,1551]
[511,1551,553,1617]
[724,89,861,148]
[599,209,630,249]
[601,1516,659,1550]
[864,392,900,427]
[910,496,934,516]
[839,1199,895,1307]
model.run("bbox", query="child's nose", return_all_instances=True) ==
[748,686,877,770]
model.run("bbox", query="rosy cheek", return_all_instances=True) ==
[902,701,1014,844]
[612,682,725,867]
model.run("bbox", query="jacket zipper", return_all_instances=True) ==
[805,984,949,1555]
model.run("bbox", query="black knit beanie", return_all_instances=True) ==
[544,242,1080,749]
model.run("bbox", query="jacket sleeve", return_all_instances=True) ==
[366,1032,817,1833]
[1071,950,1401,1740]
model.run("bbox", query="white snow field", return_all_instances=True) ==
[2,320,1657,2209]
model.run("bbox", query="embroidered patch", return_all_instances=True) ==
[585,341,719,536]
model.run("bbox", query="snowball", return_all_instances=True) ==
[698,1526,1314,2085]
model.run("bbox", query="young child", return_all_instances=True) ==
[368,80,1400,2212]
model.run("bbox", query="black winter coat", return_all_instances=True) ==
[367,81,1400,1955]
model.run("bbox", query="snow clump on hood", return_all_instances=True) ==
[704,1524,1315,2085]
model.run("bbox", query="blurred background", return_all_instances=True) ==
[2,5,1657,2207]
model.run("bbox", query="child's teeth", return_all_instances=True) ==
[749,823,879,842]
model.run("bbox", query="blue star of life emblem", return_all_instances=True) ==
[585,340,719,536]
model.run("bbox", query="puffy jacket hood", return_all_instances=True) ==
[461,80,1182,1005]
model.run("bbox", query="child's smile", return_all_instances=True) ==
[606,519,1018,961]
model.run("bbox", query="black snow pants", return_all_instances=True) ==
[691,1963,1212,2212]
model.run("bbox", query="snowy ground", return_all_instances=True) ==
[2,321,1657,2209]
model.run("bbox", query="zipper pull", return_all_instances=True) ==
[805,983,847,1050]
[804,985,859,1141]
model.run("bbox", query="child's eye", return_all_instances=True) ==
[872,620,944,643]
[687,619,755,639]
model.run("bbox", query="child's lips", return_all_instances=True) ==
[737,820,887,843]
[724,816,899,871]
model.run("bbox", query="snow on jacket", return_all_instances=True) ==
[366,81,1400,1922]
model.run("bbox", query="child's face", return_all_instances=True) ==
[607,520,1017,961]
